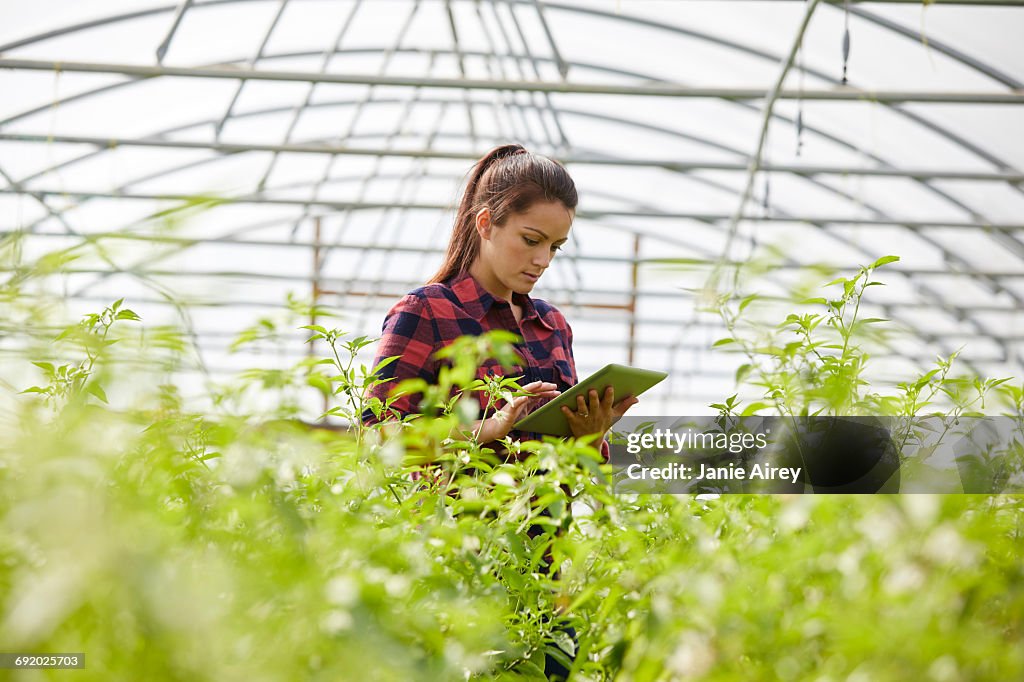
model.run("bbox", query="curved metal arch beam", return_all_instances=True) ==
[0,82,929,254]
[530,1,1024,249]
[847,5,1021,89]
[3,44,1020,195]
[9,165,1005,379]
[11,262,1018,341]
[527,0,1024,367]
[3,2,1015,375]
[3,49,1011,252]
[2,8,1016,364]
[9,156,1002,382]
[7,56,1024,103]
[4,90,1011,368]
[5,265,1011,383]
[2,51,1023,181]
[2,0,1022,192]
[6,74,1015,369]
[3,113,989,282]
[20,182,1024,256]
[7,287,1011,371]
[4,236,1012,314]
[3,0,1021,185]
[3,37,1019,285]
[499,4,1024,223]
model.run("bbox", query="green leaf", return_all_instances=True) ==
[115,309,141,321]
[712,338,735,347]
[36,250,80,273]
[870,255,900,269]
[544,645,574,671]
[370,355,400,377]
[86,382,108,404]
[514,660,548,681]
[307,373,332,396]
[741,401,774,416]
[552,629,576,657]
[735,363,752,385]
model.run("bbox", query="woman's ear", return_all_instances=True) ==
[475,207,492,240]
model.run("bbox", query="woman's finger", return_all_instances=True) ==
[520,381,557,395]
[613,395,639,417]
[506,396,531,421]
[601,385,614,411]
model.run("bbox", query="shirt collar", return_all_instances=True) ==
[447,271,554,330]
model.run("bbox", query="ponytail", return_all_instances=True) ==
[428,144,577,285]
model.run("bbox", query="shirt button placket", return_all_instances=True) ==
[500,300,539,384]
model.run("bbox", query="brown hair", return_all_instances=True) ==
[428,144,578,284]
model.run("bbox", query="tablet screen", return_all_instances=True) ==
[513,363,667,437]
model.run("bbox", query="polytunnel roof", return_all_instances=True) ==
[1,0,1023,414]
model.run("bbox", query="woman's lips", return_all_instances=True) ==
[523,272,539,283]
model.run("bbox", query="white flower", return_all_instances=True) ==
[666,631,715,680]
[325,575,359,606]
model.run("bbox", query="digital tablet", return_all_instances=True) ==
[513,363,667,437]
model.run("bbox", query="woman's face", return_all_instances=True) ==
[474,200,573,299]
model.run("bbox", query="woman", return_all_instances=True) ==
[364,143,638,449]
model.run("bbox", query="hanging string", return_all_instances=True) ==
[796,13,805,157]
[841,0,851,85]
[761,125,771,218]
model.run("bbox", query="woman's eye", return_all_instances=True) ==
[551,244,562,252]
[524,238,538,246]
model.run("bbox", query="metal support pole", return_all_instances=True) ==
[5,132,1021,183]
[2,58,1022,104]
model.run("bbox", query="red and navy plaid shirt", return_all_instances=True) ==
[364,271,604,452]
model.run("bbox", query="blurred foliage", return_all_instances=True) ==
[707,255,1024,489]
[0,243,1022,681]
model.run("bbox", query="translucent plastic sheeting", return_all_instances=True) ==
[0,0,1022,414]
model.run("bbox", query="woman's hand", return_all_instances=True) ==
[561,386,639,440]
[475,380,560,443]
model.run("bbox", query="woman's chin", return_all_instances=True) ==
[515,273,541,293]
[513,283,536,295]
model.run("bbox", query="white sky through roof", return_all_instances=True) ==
[1,0,1022,415]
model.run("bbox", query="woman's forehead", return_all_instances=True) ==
[510,201,573,238]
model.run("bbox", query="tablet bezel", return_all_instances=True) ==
[513,363,667,437]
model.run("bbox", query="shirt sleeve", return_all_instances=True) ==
[362,294,438,424]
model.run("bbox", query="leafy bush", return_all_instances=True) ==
[1,247,1022,681]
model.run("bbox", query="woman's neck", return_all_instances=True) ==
[467,262,512,302]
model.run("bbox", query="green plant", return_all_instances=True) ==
[21,298,140,406]
[705,256,1022,488]
[1,260,1022,681]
